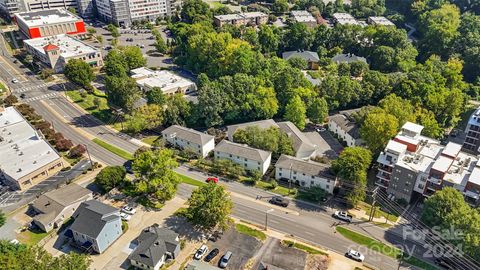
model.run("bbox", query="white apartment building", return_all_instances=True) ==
[328,108,364,147]
[128,0,170,22]
[1,0,78,18]
[275,154,337,193]
[214,12,268,27]
[367,16,395,26]
[161,125,215,158]
[23,34,103,72]
[291,10,317,28]
[214,140,272,175]
[332,13,360,26]
[131,67,197,95]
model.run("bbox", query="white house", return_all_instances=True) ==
[214,140,272,175]
[161,125,215,158]
[328,109,364,147]
[275,154,337,193]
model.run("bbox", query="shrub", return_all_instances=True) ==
[69,144,86,158]
[56,139,73,151]
[4,95,18,105]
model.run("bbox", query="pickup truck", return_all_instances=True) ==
[332,211,353,223]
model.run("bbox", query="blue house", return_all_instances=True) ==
[69,200,122,254]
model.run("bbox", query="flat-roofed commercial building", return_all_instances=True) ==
[23,34,103,72]
[131,67,196,96]
[0,106,63,190]
[214,12,268,27]
[15,8,86,39]
[332,13,359,26]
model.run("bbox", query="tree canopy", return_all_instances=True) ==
[95,166,126,193]
[64,59,94,89]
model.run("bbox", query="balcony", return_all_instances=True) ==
[377,165,393,173]
[376,171,391,181]
[375,180,389,189]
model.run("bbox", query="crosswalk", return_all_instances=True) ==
[23,92,60,103]
[14,83,51,93]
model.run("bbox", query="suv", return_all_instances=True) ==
[219,251,232,268]
[269,196,289,207]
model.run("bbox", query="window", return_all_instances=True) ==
[244,158,248,161]
[229,154,232,157]
[293,176,296,180]
[311,176,314,179]
[279,173,282,176]
[310,181,314,185]
[293,171,297,174]
[326,185,329,189]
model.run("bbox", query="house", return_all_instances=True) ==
[328,109,364,147]
[162,125,215,158]
[332,13,359,26]
[31,184,92,232]
[227,119,278,141]
[214,140,272,175]
[185,260,221,270]
[291,10,317,28]
[277,121,317,159]
[367,16,395,26]
[69,200,122,253]
[275,154,336,193]
[331,53,367,64]
[282,50,320,70]
[129,224,180,270]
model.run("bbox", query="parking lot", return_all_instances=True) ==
[204,226,262,269]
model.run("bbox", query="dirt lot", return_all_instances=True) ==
[257,238,307,270]
[205,226,262,269]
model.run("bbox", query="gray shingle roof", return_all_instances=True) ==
[70,200,120,239]
[227,119,279,141]
[275,154,335,179]
[215,140,271,162]
[129,225,179,267]
[282,51,320,62]
[329,109,361,139]
[278,121,317,158]
[162,125,214,146]
[331,53,367,64]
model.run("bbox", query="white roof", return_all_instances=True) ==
[291,10,317,23]
[332,13,359,25]
[215,12,267,21]
[23,34,99,59]
[131,67,196,93]
[385,140,407,154]
[442,142,462,158]
[469,165,480,186]
[0,107,60,181]
[431,155,453,173]
[15,8,80,27]
[368,16,395,26]
[402,122,424,134]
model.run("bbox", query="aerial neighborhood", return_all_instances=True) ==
[0,0,479,270]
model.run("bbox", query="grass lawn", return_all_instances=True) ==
[336,226,402,259]
[209,1,225,8]
[356,201,399,223]
[360,217,393,229]
[66,90,122,126]
[92,138,133,160]
[175,172,206,187]
[141,136,160,145]
[282,240,328,256]
[17,229,50,245]
[255,181,291,196]
[235,223,266,241]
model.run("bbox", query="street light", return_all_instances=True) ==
[288,163,293,193]
[265,208,274,231]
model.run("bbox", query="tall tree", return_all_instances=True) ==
[164,94,191,126]
[64,59,94,90]
[180,0,212,23]
[105,75,141,111]
[307,97,328,124]
[0,211,5,228]
[121,46,147,70]
[360,109,399,154]
[95,166,126,192]
[284,95,307,130]
[285,23,313,50]
[258,25,280,54]
[185,183,233,230]
[104,49,127,77]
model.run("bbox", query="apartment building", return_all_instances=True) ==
[214,12,268,27]
[131,67,196,95]
[0,106,63,190]
[214,140,272,175]
[1,0,78,18]
[463,106,480,154]
[291,10,317,28]
[162,125,215,158]
[332,13,360,26]
[282,50,320,70]
[275,154,337,193]
[376,122,480,206]
[95,0,131,26]
[15,8,86,38]
[367,16,395,26]
[128,0,170,22]
[328,108,364,147]
[23,34,103,72]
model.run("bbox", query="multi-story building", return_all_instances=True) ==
[23,34,103,72]
[15,8,86,38]
[332,13,360,26]
[161,125,215,158]
[367,16,395,26]
[462,106,480,154]
[291,10,317,28]
[110,0,130,26]
[214,12,268,27]
[376,122,480,206]
[275,154,337,193]
[0,106,63,190]
[214,140,272,175]
[328,108,364,147]
[128,0,170,22]
[131,67,196,96]
[1,0,78,18]
[77,0,93,19]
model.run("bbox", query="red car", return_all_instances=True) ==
[206,177,219,183]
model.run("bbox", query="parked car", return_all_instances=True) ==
[206,177,219,183]
[332,211,352,223]
[219,251,233,268]
[346,249,364,262]
[20,93,26,99]
[123,160,133,174]
[120,212,131,221]
[194,244,208,260]
[121,205,136,215]
[269,196,289,207]
[11,78,18,83]
[204,248,219,262]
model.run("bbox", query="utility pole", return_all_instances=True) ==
[288,163,293,193]
[265,209,274,231]
[368,187,379,221]
[84,144,93,170]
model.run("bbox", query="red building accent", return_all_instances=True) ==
[393,138,418,152]
[29,28,41,39]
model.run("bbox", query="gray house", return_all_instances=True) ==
[282,50,320,69]
[69,200,122,254]
[129,224,180,270]
[331,53,367,64]
[31,184,92,232]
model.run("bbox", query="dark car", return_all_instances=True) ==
[20,93,26,99]
[204,248,219,262]
[123,160,133,174]
[269,196,289,207]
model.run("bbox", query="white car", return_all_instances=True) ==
[346,249,365,262]
[120,212,131,221]
[121,205,136,215]
[11,78,18,83]
[194,244,208,260]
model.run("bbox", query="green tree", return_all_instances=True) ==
[232,126,294,158]
[0,211,5,228]
[307,97,328,124]
[180,0,212,23]
[132,149,180,203]
[284,95,307,130]
[68,7,77,14]
[421,187,470,228]
[350,61,369,77]
[164,94,191,126]
[146,87,166,105]
[121,46,147,70]
[104,49,128,77]
[125,104,164,132]
[285,23,313,50]
[272,0,289,12]
[96,35,103,45]
[258,25,280,54]
[154,35,168,54]
[287,57,308,69]
[360,109,399,154]
[107,24,120,38]
[95,166,126,192]
[105,75,141,111]
[64,59,94,90]
[185,183,233,230]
